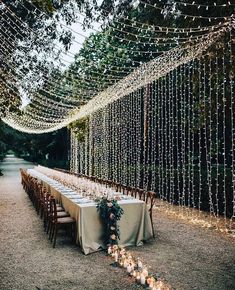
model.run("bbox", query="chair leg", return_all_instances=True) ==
[69,224,73,241]
[49,222,54,241]
[47,213,51,236]
[150,213,155,238]
[47,221,51,237]
[53,225,58,248]
[71,224,74,241]
[47,217,51,234]
[72,223,76,243]
[36,200,39,215]
[152,223,155,238]
[43,215,48,231]
[40,206,43,219]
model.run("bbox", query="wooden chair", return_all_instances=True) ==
[106,180,113,187]
[34,182,43,215]
[47,197,70,237]
[20,168,27,189]
[103,179,109,187]
[89,176,96,182]
[134,188,156,238]
[49,197,76,248]
[24,173,31,195]
[136,188,146,201]
[123,185,132,196]
[113,182,121,192]
[29,177,38,206]
[130,187,138,197]
[120,184,126,194]
[43,192,51,230]
[39,187,48,219]
[43,193,64,231]
[25,175,32,200]
[145,191,156,238]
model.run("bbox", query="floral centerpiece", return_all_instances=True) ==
[96,197,124,247]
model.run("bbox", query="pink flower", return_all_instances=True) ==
[147,277,155,286]
[120,249,126,255]
[109,213,115,219]
[110,234,116,240]
[107,202,113,207]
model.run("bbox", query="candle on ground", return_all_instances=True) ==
[140,274,146,285]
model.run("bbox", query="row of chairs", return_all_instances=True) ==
[20,169,76,247]
[54,168,157,237]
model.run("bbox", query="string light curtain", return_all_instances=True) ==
[70,27,235,231]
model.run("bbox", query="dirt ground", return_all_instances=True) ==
[0,156,235,290]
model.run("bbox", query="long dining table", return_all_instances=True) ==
[27,168,153,254]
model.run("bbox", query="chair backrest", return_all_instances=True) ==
[114,182,121,192]
[36,181,42,195]
[124,186,132,196]
[137,188,146,201]
[131,187,138,197]
[145,191,156,212]
[39,186,46,202]
[49,197,58,222]
[20,168,27,186]
[106,180,113,188]
[43,192,51,213]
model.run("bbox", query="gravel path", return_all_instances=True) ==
[0,156,235,290]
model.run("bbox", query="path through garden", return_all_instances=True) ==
[0,156,235,290]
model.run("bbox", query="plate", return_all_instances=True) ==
[74,199,91,204]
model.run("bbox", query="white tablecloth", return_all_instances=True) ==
[27,168,153,254]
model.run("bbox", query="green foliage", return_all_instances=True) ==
[68,118,88,142]
[96,197,124,246]
[31,0,55,13]
[0,121,69,169]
